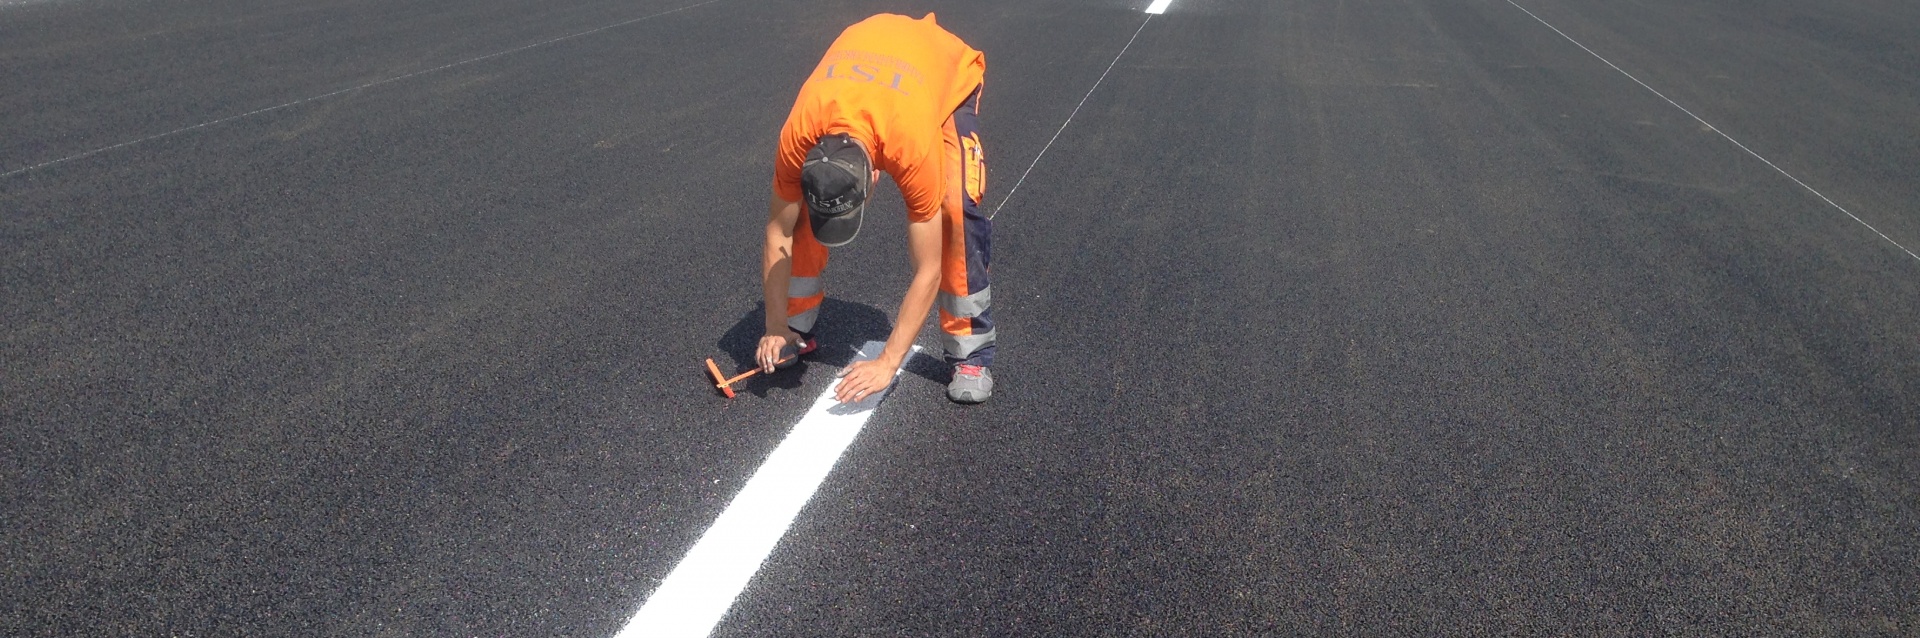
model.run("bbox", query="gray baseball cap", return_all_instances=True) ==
[800,133,871,247]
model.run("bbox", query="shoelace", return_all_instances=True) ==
[955,364,985,378]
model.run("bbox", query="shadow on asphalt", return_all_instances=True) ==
[714,299,947,397]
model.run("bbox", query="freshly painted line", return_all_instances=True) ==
[0,0,726,180]
[1505,0,1920,264]
[993,15,1156,217]
[616,342,921,638]
[1145,0,1174,15]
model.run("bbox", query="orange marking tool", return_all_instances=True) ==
[704,356,794,398]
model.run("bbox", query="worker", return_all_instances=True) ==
[755,13,995,405]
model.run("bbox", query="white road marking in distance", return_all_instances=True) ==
[616,342,923,638]
[1505,0,1920,264]
[1145,0,1175,14]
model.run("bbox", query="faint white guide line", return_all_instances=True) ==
[0,0,727,180]
[992,14,1156,217]
[1505,0,1920,263]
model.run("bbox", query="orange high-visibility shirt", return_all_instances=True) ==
[773,13,986,223]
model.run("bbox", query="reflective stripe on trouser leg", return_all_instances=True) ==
[943,330,996,361]
[937,286,990,318]
[939,88,994,367]
[787,304,820,333]
[788,205,830,334]
[787,276,822,299]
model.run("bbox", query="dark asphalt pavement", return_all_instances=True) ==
[4,0,1918,635]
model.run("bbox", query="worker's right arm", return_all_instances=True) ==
[757,194,805,373]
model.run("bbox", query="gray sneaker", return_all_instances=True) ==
[947,364,992,404]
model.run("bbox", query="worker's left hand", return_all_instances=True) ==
[834,357,900,404]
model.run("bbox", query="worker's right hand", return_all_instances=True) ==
[756,330,802,373]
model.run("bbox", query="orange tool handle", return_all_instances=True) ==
[716,355,795,387]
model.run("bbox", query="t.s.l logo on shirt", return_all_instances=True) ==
[815,50,926,96]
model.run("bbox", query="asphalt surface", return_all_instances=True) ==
[4,0,1918,635]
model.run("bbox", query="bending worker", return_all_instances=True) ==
[755,13,996,405]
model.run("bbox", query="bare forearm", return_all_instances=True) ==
[880,216,945,367]
[881,268,940,365]
[762,196,801,334]
[761,235,791,334]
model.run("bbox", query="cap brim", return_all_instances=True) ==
[808,204,864,247]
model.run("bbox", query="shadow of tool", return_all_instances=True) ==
[711,299,948,398]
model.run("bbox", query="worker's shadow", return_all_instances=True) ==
[714,299,947,398]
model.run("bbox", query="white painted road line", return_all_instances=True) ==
[1145,0,1174,14]
[616,342,920,638]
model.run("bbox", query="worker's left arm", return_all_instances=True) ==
[833,212,943,403]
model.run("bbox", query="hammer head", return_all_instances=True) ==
[705,358,738,398]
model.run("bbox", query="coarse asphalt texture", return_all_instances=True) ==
[5,0,1920,635]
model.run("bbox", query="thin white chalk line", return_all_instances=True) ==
[0,0,726,180]
[1504,0,1920,264]
[992,15,1156,217]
